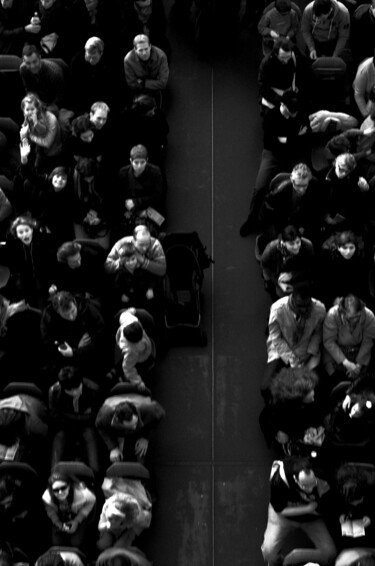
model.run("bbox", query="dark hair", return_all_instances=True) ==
[335,230,357,248]
[273,37,293,54]
[75,156,97,177]
[36,552,65,566]
[47,472,74,505]
[313,0,332,16]
[72,114,92,137]
[48,166,68,183]
[281,224,301,243]
[270,367,319,404]
[283,455,313,477]
[58,366,82,390]
[114,402,135,422]
[22,44,40,58]
[51,291,76,313]
[105,555,132,566]
[275,0,291,12]
[57,241,81,263]
[122,321,143,343]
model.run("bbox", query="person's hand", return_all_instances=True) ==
[135,251,145,265]
[110,447,123,462]
[358,177,369,192]
[309,49,317,60]
[20,125,29,140]
[24,23,41,33]
[64,519,79,533]
[146,288,154,299]
[19,139,31,162]
[342,359,358,377]
[270,30,279,39]
[78,332,91,348]
[58,342,73,357]
[125,199,135,211]
[49,284,57,295]
[135,437,149,458]
[275,431,289,444]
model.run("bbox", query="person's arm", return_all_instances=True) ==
[280,502,318,517]
[268,305,297,365]
[73,486,96,524]
[104,241,123,274]
[332,10,350,58]
[144,51,169,91]
[307,307,325,358]
[257,12,273,38]
[323,310,346,364]
[124,55,141,90]
[356,309,375,367]
[29,112,58,148]
[353,70,372,118]
[258,58,281,107]
[42,492,64,529]
[261,242,279,285]
[122,348,143,385]
[95,405,118,451]
[139,240,166,277]
[300,7,315,55]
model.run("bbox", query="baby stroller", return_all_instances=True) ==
[162,232,212,346]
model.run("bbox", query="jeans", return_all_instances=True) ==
[261,504,337,566]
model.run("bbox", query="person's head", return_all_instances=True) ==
[280,91,300,118]
[334,153,356,179]
[57,241,82,268]
[313,0,333,17]
[75,156,97,179]
[22,44,42,75]
[36,551,65,566]
[290,163,312,195]
[275,0,291,14]
[106,555,132,566]
[58,366,83,394]
[51,291,78,321]
[122,320,143,343]
[84,37,104,65]
[289,285,313,317]
[133,34,151,61]
[90,101,109,130]
[71,114,94,143]
[270,367,319,404]
[40,0,56,9]
[121,247,138,270]
[134,0,152,18]
[340,293,363,319]
[10,215,37,245]
[335,230,358,260]
[130,144,148,176]
[48,472,73,503]
[280,225,302,255]
[370,0,375,18]
[112,401,139,431]
[283,455,316,492]
[133,225,151,253]
[131,94,157,116]
[273,37,293,64]
[48,166,68,192]
[21,92,44,121]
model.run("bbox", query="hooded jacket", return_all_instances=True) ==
[301,0,350,56]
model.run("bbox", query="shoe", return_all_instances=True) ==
[239,218,254,237]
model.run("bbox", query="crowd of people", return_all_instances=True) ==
[0,0,181,564]
[241,1,375,565]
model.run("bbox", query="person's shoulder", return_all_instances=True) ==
[124,49,136,63]
[271,295,289,312]
[332,0,349,17]
[302,1,314,16]
[311,297,326,313]
[152,45,167,59]
[147,162,162,175]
